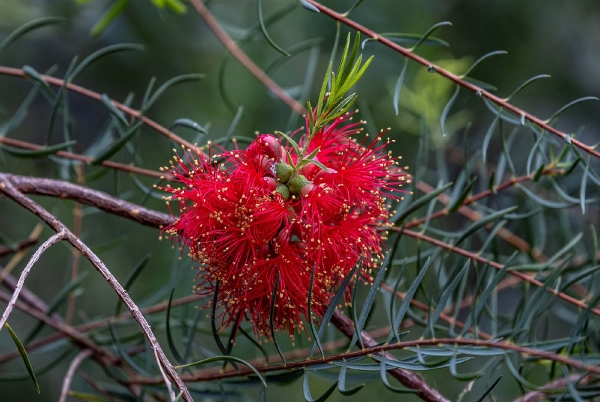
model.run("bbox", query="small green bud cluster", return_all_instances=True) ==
[274,162,312,200]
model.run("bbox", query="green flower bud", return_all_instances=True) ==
[287,174,310,196]
[275,162,294,183]
[275,183,291,201]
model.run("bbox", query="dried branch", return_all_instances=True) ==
[0,174,192,401]
[59,350,93,402]
[305,0,600,159]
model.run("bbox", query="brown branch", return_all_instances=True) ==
[5,174,173,229]
[0,136,169,180]
[0,174,192,401]
[130,337,600,384]
[331,311,449,402]
[402,229,600,316]
[306,0,600,159]
[59,350,93,402]
[0,66,193,150]
[189,0,306,115]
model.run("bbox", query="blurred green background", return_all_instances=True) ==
[1,0,599,400]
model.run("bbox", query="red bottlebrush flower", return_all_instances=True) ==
[162,112,408,341]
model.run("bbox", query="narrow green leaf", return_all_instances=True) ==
[303,370,338,402]
[461,50,507,78]
[142,74,205,113]
[393,59,408,115]
[440,85,459,136]
[475,375,503,402]
[166,289,184,364]
[92,120,143,164]
[448,179,475,213]
[349,243,397,350]
[100,94,128,127]
[338,359,364,396]
[0,17,63,54]
[454,206,518,246]
[269,272,286,365]
[257,0,289,56]
[310,262,358,358]
[409,21,452,52]
[517,184,573,208]
[427,261,469,336]
[387,257,432,343]
[210,281,228,355]
[275,130,301,157]
[91,0,131,37]
[107,322,152,376]
[546,96,598,123]
[392,182,453,224]
[5,323,39,393]
[70,43,144,81]
[505,74,551,101]
[175,356,266,387]
[67,391,110,402]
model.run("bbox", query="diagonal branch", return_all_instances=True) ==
[189,0,306,115]
[305,0,600,159]
[0,66,193,149]
[0,174,192,402]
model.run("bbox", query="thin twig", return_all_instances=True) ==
[0,136,169,180]
[0,174,193,401]
[59,350,93,402]
[189,0,306,115]
[0,232,66,331]
[0,66,193,149]
[306,0,600,159]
